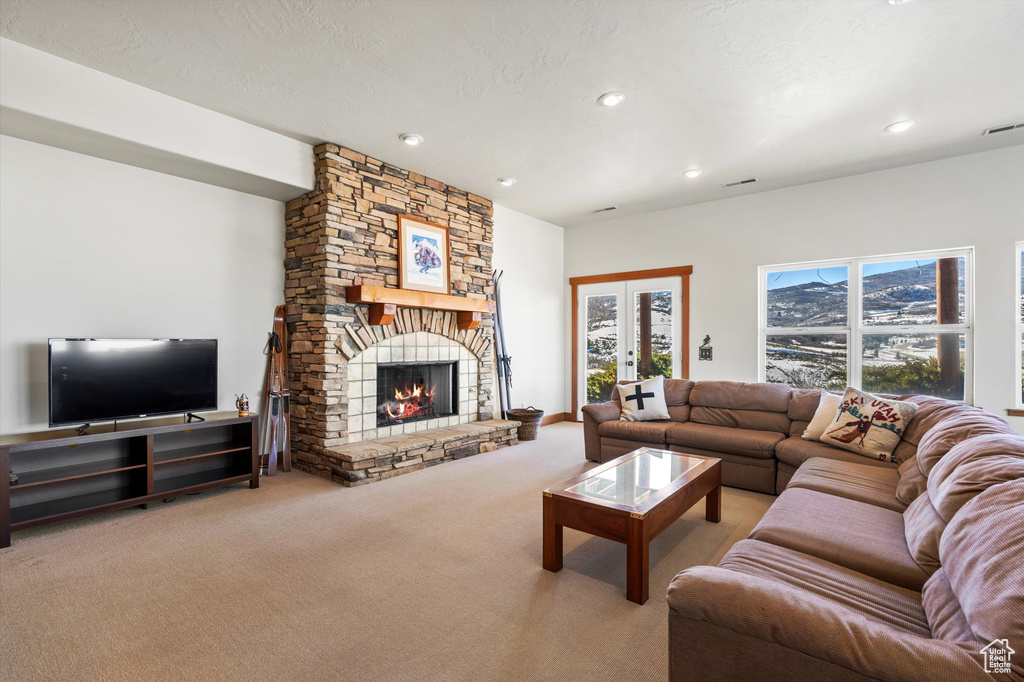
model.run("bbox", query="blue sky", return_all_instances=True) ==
[767,259,942,291]
[767,265,848,290]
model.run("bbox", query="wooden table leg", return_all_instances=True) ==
[706,483,721,523]
[626,514,650,604]
[542,493,562,572]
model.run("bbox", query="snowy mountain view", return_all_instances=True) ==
[766,259,966,398]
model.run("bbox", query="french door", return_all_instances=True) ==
[576,277,682,419]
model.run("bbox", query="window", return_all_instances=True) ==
[759,249,973,402]
[1017,242,1023,408]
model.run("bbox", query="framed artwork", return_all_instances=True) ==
[398,215,451,294]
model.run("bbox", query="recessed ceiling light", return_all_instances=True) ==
[597,92,625,107]
[884,120,916,133]
[683,169,703,179]
[399,133,423,146]
[888,0,912,5]
[497,177,517,186]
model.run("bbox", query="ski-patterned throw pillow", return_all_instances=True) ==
[820,387,919,462]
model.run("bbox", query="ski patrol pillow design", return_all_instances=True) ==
[618,376,670,422]
[820,387,918,461]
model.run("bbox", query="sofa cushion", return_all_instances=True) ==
[788,420,810,439]
[666,445,777,494]
[775,435,897,471]
[718,539,930,637]
[916,412,1015,476]
[922,568,976,643]
[820,387,919,463]
[687,381,793,434]
[927,434,1024,523]
[787,388,823,424]
[599,438,664,463]
[899,396,992,447]
[667,565,991,682]
[667,405,691,422]
[597,419,670,444]
[941,480,1024,679]
[690,380,793,412]
[688,406,791,434]
[903,491,945,575]
[665,422,783,459]
[749,487,930,590]
[896,455,929,506]
[787,457,903,511]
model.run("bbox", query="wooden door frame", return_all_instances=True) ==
[569,266,692,421]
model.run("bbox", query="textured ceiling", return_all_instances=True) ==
[2,0,1022,226]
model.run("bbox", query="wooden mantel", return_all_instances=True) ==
[346,285,493,330]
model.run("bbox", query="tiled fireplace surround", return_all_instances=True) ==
[346,331,480,442]
[283,143,517,486]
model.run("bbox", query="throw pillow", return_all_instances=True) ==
[801,391,842,441]
[819,387,919,462]
[618,376,670,422]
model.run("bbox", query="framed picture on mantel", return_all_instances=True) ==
[398,214,451,295]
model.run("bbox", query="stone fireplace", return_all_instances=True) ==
[283,143,516,485]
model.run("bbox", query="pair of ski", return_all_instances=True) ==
[492,270,512,419]
[259,305,291,475]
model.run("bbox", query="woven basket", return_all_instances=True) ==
[506,407,544,441]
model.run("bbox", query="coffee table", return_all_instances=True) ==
[542,447,721,604]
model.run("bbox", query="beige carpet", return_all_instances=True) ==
[0,423,773,681]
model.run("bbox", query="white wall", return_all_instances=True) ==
[565,146,1024,433]
[0,135,286,434]
[492,205,566,418]
[0,38,314,201]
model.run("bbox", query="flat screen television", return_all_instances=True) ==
[49,339,218,427]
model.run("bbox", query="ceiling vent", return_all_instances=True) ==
[983,123,1024,135]
[592,206,618,214]
[723,178,758,188]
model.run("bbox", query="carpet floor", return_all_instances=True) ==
[0,423,774,681]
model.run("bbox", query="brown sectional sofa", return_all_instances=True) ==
[581,380,1006,495]
[655,384,1024,681]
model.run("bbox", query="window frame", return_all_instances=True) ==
[758,247,974,403]
[1016,241,1023,409]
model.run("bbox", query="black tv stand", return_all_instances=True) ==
[75,423,91,436]
[1,413,259,548]
[186,413,206,423]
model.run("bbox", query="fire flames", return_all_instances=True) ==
[383,383,436,421]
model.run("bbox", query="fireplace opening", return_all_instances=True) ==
[377,361,458,427]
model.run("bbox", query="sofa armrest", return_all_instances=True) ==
[582,401,619,424]
[581,401,619,462]
[666,566,988,682]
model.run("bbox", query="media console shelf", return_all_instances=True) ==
[0,413,258,548]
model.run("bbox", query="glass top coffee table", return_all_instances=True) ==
[542,447,721,605]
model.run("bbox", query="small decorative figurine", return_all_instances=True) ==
[235,393,250,417]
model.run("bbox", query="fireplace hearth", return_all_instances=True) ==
[377,361,458,427]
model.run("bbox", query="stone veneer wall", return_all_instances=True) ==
[283,143,495,478]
